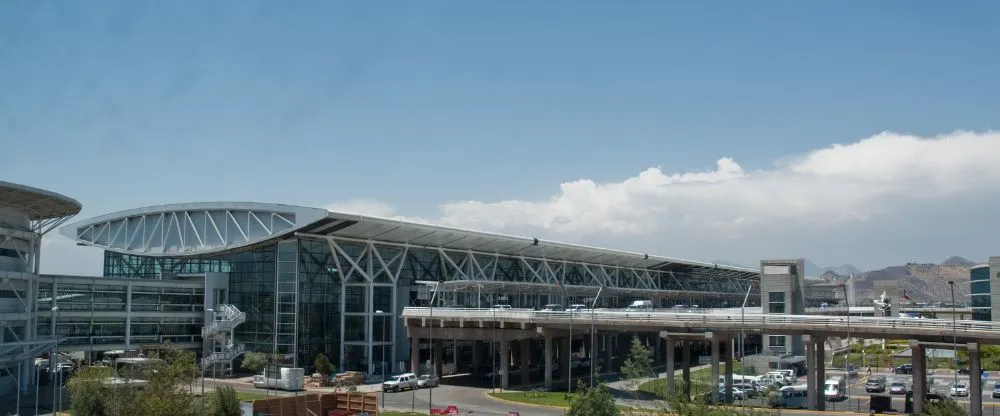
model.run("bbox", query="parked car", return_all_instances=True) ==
[865,376,886,393]
[950,383,969,397]
[719,386,747,401]
[382,373,418,392]
[895,364,913,375]
[889,382,908,395]
[992,383,1000,399]
[416,374,439,388]
[958,368,971,375]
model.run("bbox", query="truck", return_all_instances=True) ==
[253,367,305,391]
[626,300,653,311]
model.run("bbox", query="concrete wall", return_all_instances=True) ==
[760,259,806,356]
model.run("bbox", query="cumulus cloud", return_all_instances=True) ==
[435,131,1000,239]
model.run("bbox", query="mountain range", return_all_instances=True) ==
[714,257,978,304]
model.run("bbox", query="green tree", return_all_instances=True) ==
[209,385,243,416]
[925,398,968,416]
[621,336,653,399]
[241,351,267,374]
[314,353,335,376]
[567,381,618,416]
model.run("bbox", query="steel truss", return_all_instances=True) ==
[301,233,757,299]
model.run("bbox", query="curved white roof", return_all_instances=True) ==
[0,181,82,220]
[60,202,328,256]
[61,202,760,279]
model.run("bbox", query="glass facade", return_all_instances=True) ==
[35,276,204,353]
[102,236,757,374]
[970,266,991,321]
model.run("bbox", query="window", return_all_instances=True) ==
[768,292,786,314]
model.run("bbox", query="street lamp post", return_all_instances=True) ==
[201,308,214,409]
[50,306,59,413]
[840,280,851,402]
[376,309,387,408]
[949,281,957,386]
[416,281,440,414]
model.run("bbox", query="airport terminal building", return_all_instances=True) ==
[60,202,763,374]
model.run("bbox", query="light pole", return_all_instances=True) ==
[840,279,851,402]
[50,306,59,413]
[949,281,957,386]
[376,309,387,408]
[416,281,440,414]
[567,292,574,394]
[201,307,213,409]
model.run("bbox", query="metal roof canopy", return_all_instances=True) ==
[0,181,81,221]
[433,280,743,300]
[304,212,760,278]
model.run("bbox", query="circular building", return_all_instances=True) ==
[0,181,80,404]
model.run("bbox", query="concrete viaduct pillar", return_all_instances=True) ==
[410,337,420,374]
[471,340,482,377]
[664,335,675,397]
[544,335,553,390]
[911,341,926,415]
[970,342,982,416]
[724,338,733,404]
[433,339,443,377]
[682,340,691,398]
[560,336,572,383]
[499,340,510,390]
[519,339,530,386]
[805,335,826,411]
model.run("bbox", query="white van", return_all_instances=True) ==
[626,300,653,311]
[824,377,846,401]
[770,385,808,408]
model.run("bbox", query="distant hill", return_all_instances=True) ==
[804,260,862,277]
[850,262,971,304]
[941,256,976,267]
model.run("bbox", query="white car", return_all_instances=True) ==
[382,373,418,392]
[950,383,969,397]
[718,385,747,400]
[489,304,512,311]
[417,374,439,388]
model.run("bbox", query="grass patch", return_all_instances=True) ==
[236,391,271,402]
[489,391,575,407]
[638,362,742,399]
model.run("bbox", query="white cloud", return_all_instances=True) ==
[310,131,1000,269]
[435,131,1000,239]
[325,198,432,224]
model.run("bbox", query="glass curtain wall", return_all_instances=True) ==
[970,266,991,321]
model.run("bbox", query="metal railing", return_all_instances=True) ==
[401,307,1000,341]
[200,343,245,368]
[201,304,246,337]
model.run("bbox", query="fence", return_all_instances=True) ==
[251,392,379,416]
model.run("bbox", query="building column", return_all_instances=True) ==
[410,337,420,374]
[682,340,692,398]
[911,341,926,415]
[724,340,733,403]
[472,340,482,377]
[544,335,553,390]
[520,340,531,386]
[665,335,675,397]
[815,337,826,411]
[433,339,443,377]
[710,336,720,403]
[604,334,612,372]
[499,340,510,390]
[805,336,816,410]
[970,342,983,416]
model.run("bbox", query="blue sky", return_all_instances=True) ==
[4,1,1000,274]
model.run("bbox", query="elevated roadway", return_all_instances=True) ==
[401,307,1000,344]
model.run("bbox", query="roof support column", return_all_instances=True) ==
[910,341,926,415]
[970,342,982,416]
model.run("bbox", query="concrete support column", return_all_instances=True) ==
[410,337,420,374]
[520,340,531,386]
[682,340,691,398]
[805,336,816,410]
[970,342,982,416]
[710,336,720,403]
[433,339,443,377]
[815,337,826,411]
[472,340,482,377]
[499,340,510,390]
[604,334,612,371]
[911,341,926,415]
[724,340,733,404]
[544,335,553,390]
[665,336,675,397]
[560,337,572,381]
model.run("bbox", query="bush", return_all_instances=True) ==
[210,386,242,416]
[567,381,617,416]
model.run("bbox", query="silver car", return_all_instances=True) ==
[417,374,439,388]
[889,382,907,394]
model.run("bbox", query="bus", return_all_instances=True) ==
[770,385,809,409]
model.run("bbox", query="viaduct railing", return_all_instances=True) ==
[401,307,1000,342]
